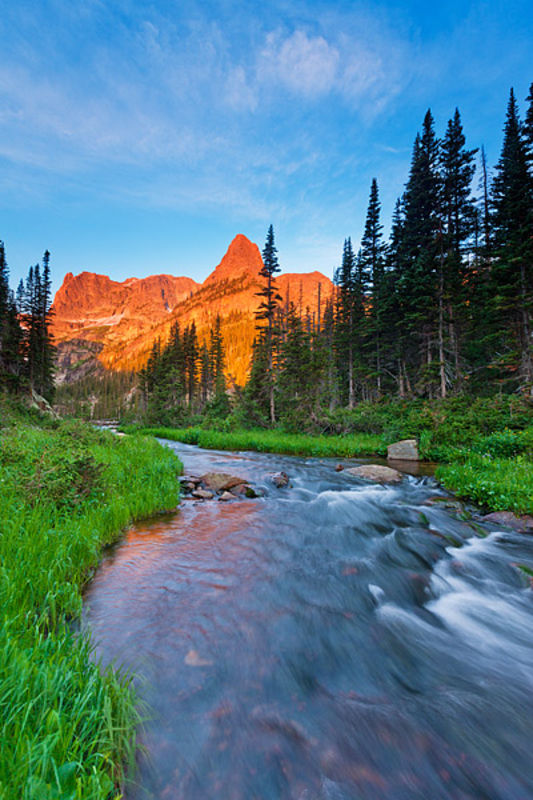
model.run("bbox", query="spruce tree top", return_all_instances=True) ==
[261,224,281,278]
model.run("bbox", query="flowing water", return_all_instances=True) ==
[84,441,533,799]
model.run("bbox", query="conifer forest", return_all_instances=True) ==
[135,87,533,429]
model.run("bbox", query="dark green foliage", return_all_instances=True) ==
[254,224,282,423]
[489,89,533,384]
[525,81,533,156]
[359,179,386,396]
[138,317,231,424]
[0,242,56,399]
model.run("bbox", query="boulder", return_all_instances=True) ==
[346,465,402,484]
[387,439,419,461]
[481,511,533,534]
[200,472,249,492]
[192,488,215,500]
[270,471,289,488]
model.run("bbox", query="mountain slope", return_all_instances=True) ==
[52,235,334,386]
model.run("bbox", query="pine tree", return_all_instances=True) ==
[525,82,533,160]
[208,315,230,417]
[490,88,533,384]
[0,242,23,390]
[200,343,211,405]
[359,179,386,395]
[255,225,282,423]
[0,241,10,383]
[398,111,442,395]
[37,250,56,399]
[166,321,186,409]
[439,109,477,394]
[384,198,408,396]
[277,305,315,426]
[334,237,357,407]
[184,322,199,408]
[243,330,271,425]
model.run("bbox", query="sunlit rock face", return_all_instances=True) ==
[51,234,334,386]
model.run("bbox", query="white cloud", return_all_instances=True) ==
[259,30,339,97]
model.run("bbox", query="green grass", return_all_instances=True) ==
[122,425,387,458]
[0,400,182,799]
[436,454,533,515]
[123,409,533,516]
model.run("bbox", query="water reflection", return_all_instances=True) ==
[84,443,533,799]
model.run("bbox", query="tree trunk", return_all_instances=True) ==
[398,360,405,398]
[520,261,532,383]
[438,270,446,398]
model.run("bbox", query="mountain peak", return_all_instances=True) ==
[203,234,262,286]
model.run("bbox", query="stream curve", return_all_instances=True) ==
[83,441,533,799]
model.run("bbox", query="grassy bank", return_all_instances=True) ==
[0,399,181,800]
[125,426,387,458]
[123,396,533,515]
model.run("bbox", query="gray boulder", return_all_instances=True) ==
[346,465,402,484]
[387,439,419,461]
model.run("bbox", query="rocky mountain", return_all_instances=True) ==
[52,234,334,386]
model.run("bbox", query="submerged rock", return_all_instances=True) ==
[269,471,290,488]
[481,511,533,534]
[184,649,212,667]
[387,439,419,461]
[218,491,234,502]
[346,465,402,484]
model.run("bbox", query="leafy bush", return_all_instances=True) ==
[437,454,533,514]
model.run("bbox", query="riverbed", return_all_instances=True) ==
[84,440,533,799]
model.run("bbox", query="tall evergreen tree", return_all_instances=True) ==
[208,314,230,417]
[398,111,442,395]
[184,322,199,407]
[490,88,533,383]
[525,82,533,160]
[439,109,477,394]
[255,225,282,423]
[0,241,10,382]
[334,237,357,407]
[359,179,386,394]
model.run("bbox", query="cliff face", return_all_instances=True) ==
[51,235,334,386]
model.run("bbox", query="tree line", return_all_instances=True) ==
[0,245,55,400]
[139,85,532,429]
[240,85,533,428]
[138,316,231,423]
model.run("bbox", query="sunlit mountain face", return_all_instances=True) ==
[52,234,334,387]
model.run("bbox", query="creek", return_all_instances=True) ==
[83,440,533,799]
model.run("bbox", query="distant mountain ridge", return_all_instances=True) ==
[52,234,335,386]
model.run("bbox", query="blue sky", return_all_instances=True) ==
[1,0,532,294]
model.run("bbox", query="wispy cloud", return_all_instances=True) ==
[258,30,340,97]
[1,0,531,289]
